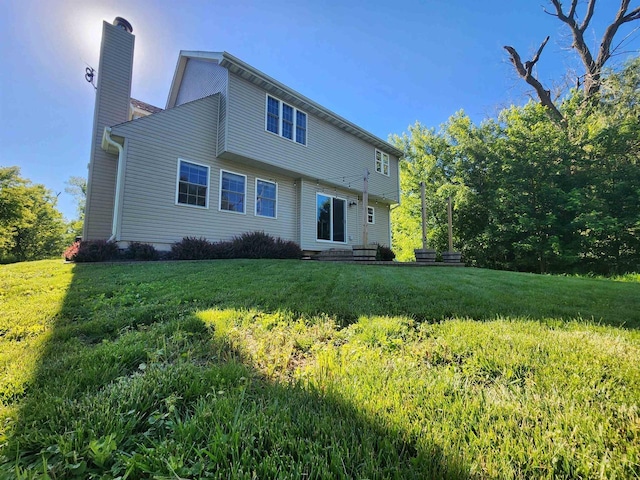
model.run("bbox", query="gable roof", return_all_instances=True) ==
[166,51,404,159]
[130,98,163,114]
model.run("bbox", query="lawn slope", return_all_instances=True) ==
[0,260,638,479]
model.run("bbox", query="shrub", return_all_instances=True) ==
[209,240,235,259]
[232,231,277,259]
[70,240,119,263]
[231,231,302,259]
[274,238,304,259]
[376,244,396,261]
[63,241,80,261]
[170,233,303,260]
[125,242,159,261]
[171,237,214,260]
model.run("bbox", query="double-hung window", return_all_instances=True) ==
[256,179,277,218]
[282,104,294,140]
[296,111,306,144]
[266,96,280,135]
[176,159,209,208]
[317,193,346,243]
[266,95,307,145]
[375,149,389,176]
[220,170,246,213]
[367,206,375,224]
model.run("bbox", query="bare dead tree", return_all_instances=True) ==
[504,0,640,126]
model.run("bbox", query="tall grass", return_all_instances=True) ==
[0,260,638,478]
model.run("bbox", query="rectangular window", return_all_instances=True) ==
[375,149,389,176]
[266,94,307,145]
[176,159,209,208]
[266,96,280,134]
[256,179,277,218]
[282,104,294,140]
[367,206,375,224]
[220,170,246,213]
[296,111,307,145]
[317,193,346,243]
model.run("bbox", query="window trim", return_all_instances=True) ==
[175,158,210,209]
[265,94,307,146]
[255,178,278,219]
[375,149,390,176]
[316,192,348,244]
[367,206,375,224]
[219,169,247,215]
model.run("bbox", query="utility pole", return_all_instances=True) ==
[447,195,453,252]
[421,181,427,250]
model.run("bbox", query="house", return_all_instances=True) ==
[84,17,403,253]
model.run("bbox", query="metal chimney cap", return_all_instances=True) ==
[113,17,133,33]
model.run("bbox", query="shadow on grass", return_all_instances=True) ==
[55,260,640,330]
[1,262,474,478]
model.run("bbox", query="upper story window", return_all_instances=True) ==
[375,149,389,176]
[256,179,277,218]
[296,111,306,145]
[367,206,375,224]
[266,95,307,145]
[220,170,246,214]
[176,159,209,208]
[266,97,280,135]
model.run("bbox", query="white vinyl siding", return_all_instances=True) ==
[110,95,299,249]
[226,75,399,205]
[265,94,307,145]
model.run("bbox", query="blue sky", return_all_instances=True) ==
[1,0,638,220]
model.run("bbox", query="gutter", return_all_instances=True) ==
[101,127,125,242]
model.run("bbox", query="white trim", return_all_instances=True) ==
[219,169,247,214]
[175,158,210,209]
[316,192,348,244]
[265,93,307,147]
[367,205,375,225]
[375,149,390,176]
[255,177,278,219]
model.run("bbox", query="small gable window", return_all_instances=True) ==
[266,94,307,145]
[367,206,375,224]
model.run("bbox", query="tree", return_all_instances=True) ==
[0,167,67,262]
[65,176,86,239]
[504,0,640,126]
[391,116,468,261]
[393,59,640,274]
[65,176,86,220]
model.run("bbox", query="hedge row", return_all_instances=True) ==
[63,232,303,263]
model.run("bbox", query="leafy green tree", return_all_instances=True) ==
[393,58,639,274]
[0,167,67,262]
[391,115,468,261]
[65,176,86,239]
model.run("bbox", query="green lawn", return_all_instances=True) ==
[1,259,639,479]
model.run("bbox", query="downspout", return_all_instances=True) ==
[103,127,124,242]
